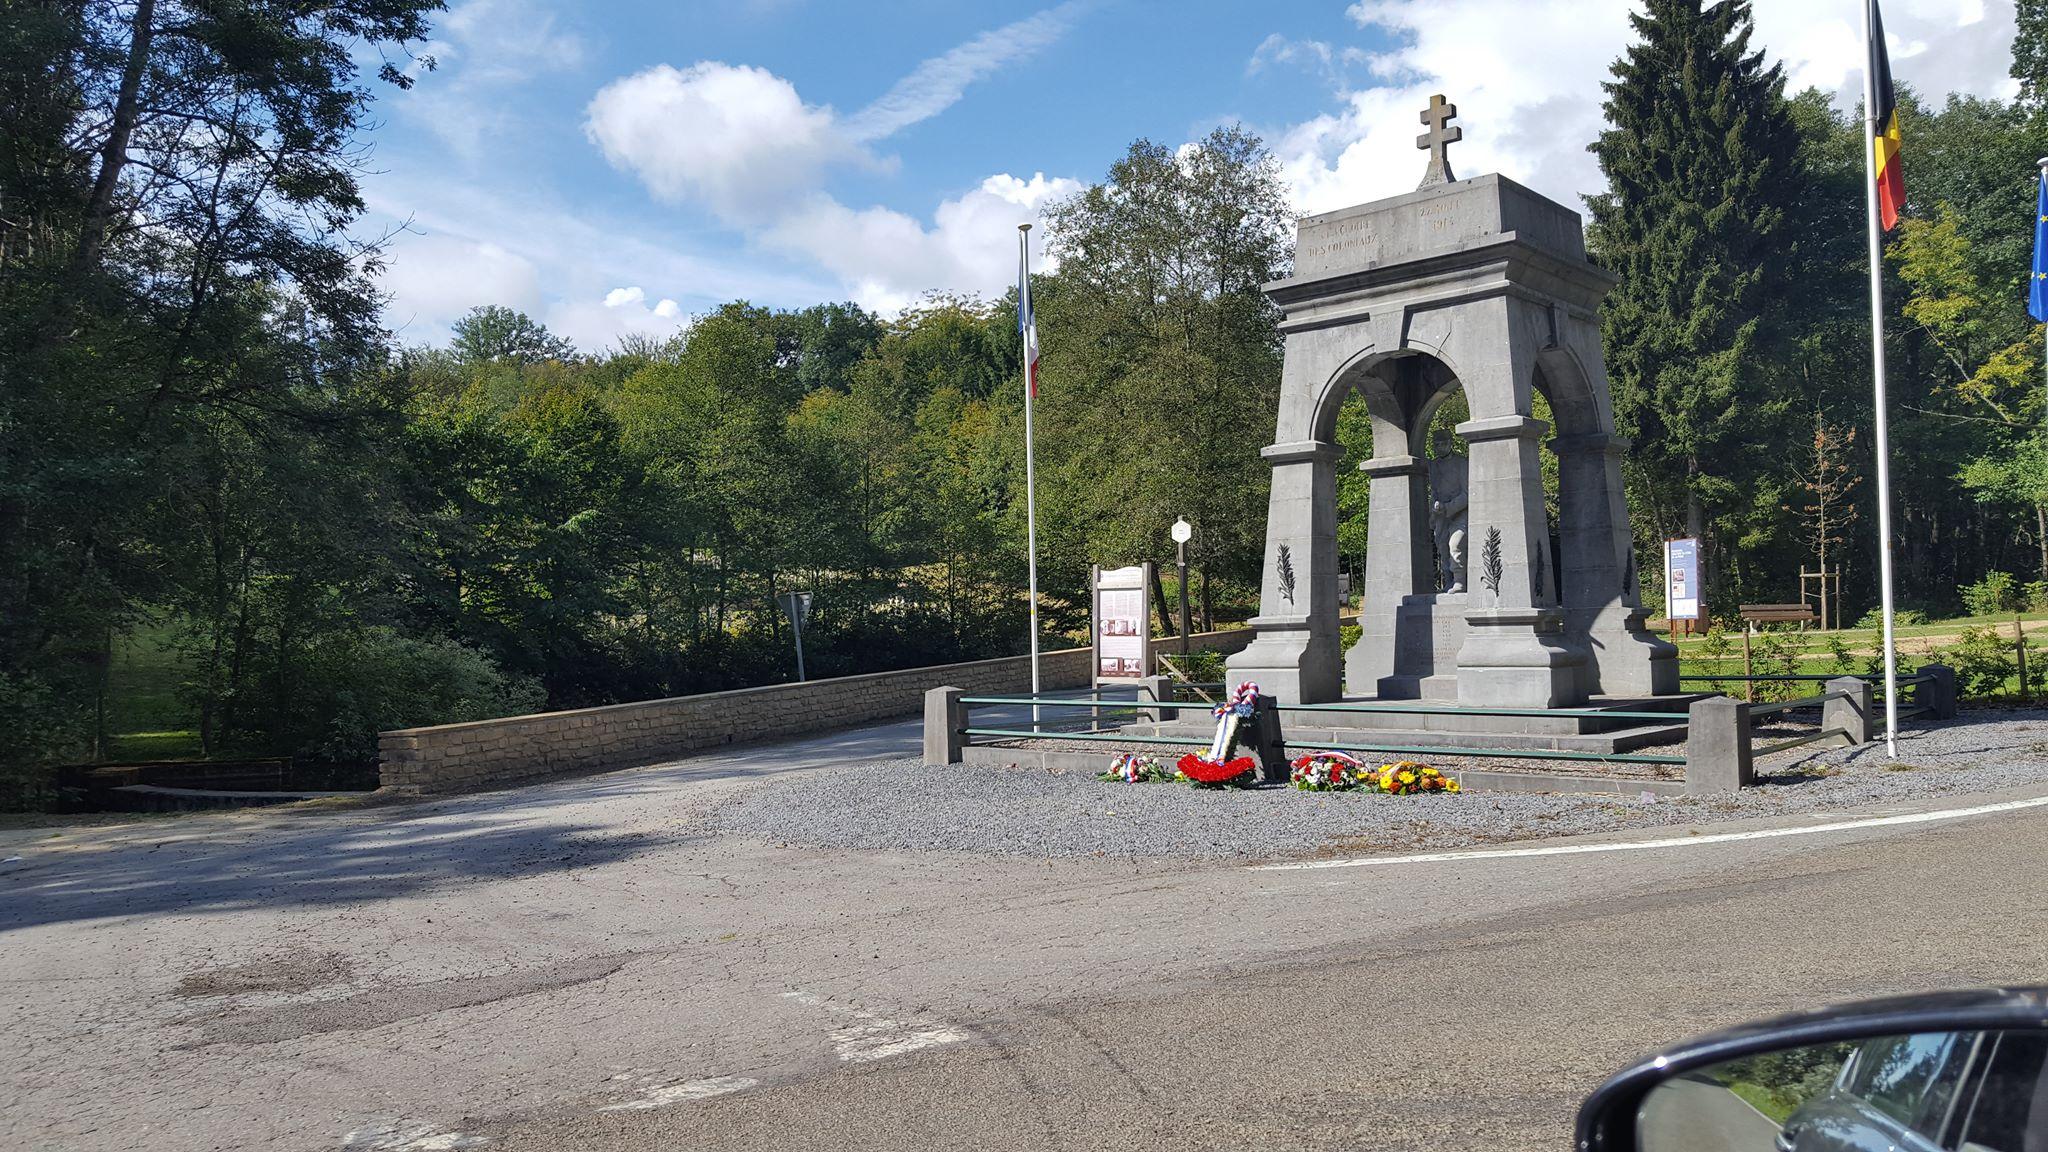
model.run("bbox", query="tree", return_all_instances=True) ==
[2016,0,2048,114]
[1786,415,1861,627]
[0,0,439,797]
[450,305,577,364]
[1588,0,1810,608]
[1041,125,1291,628]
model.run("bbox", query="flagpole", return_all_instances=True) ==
[1862,0,1901,757]
[1018,223,1042,723]
[2039,159,2048,435]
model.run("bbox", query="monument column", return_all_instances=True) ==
[1552,431,1679,695]
[1225,440,1343,704]
[1453,412,1586,707]
[1347,452,1431,693]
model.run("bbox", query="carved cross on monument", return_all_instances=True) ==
[1416,94,1462,189]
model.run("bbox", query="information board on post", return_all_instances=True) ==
[1092,563,1154,685]
[1664,538,1703,628]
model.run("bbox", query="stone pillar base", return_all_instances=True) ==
[1226,615,1340,705]
[1572,605,1680,696]
[1454,609,1588,708]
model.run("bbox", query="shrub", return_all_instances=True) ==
[2027,581,2048,613]
[1943,626,2016,700]
[1750,628,1809,702]
[0,670,88,810]
[1167,648,1230,685]
[1855,606,1926,630]
[1961,572,2020,617]
[268,628,547,764]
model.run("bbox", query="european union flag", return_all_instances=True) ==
[2032,171,2048,322]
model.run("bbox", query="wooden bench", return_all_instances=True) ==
[1739,603,1818,628]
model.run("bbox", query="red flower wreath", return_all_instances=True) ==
[1176,753,1257,785]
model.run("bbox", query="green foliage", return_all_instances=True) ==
[1749,629,1808,702]
[2019,0,2048,111]
[1589,0,1810,609]
[1944,625,2019,699]
[1961,571,2022,616]
[451,306,577,364]
[1709,1044,1853,1124]
[279,629,545,764]
[1165,648,1231,686]
[1855,607,1927,630]
[1039,125,1289,631]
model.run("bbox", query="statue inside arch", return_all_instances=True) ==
[1427,427,1469,594]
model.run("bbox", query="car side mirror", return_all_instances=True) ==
[1576,989,2048,1151]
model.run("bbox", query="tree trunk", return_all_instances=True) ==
[2037,503,2047,583]
[1151,564,1175,636]
[69,0,156,290]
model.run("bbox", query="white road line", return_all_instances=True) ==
[1253,794,2048,872]
[596,1075,758,1112]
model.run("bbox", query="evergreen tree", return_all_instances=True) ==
[2015,0,2048,114]
[1587,0,1810,606]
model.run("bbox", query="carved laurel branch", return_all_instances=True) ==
[1276,543,1297,605]
[1480,526,1504,597]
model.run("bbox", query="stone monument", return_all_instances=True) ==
[1225,96,1678,708]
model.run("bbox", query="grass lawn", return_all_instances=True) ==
[103,623,202,760]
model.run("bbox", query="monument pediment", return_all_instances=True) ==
[1285,173,1590,284]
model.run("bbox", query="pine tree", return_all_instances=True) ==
[1587,0,1810,607]
[2015,0,2048,114]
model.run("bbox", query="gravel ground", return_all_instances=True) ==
[704,709,2048,861]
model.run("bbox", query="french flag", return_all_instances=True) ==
[1017,240,1039,399]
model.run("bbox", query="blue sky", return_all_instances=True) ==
[360,0,2024,351]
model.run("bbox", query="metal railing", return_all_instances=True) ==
[954,694,1687,766]
[942,664,1955,789]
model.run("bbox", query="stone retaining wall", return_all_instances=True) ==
[378,628,1255,794]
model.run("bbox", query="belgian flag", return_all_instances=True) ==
[1871,0,1905,231]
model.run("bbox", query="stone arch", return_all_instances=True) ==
[1309,346,1464,456]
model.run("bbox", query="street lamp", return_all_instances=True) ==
[1171,517,1193,657]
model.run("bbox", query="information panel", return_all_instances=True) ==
[1664,538,1703,622]
[1093,563,1153,683]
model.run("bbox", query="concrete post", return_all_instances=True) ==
[1136,674,1172,724]
[1685,695,1754,794]
[923,686,966,765]
[1822,676,1872,746]
[1914,664,1958,721]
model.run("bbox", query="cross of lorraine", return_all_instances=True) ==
[1417,93,1462,189]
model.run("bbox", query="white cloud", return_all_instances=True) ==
[553,287,691,349]
[366,175,839,349]
[764,173,1080,312]
[844,2,1084,141]
[1272,0,2020,219]
[582,8,1087,312]
[1246,32,1368,89]
[378,234,542,338]
[398,0,588,158]
[585,61,859,222]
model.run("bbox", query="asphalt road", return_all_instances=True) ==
[1637,1074,1783,1152]
[4,709,2046,1152]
